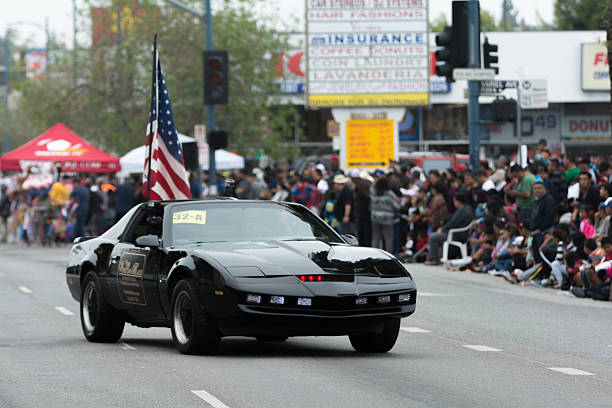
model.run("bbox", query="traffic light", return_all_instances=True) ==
[491,98,516,122]
[435,26,453,82]
[483,37,499,74]
[208,130,228,150]
[434,1,476,82]
[203,50,228,105]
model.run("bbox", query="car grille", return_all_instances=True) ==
[241,289,417,317]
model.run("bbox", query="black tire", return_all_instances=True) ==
[170,279,221,355]
[80,272,124,343]
[256,336,289,342]
[349,318,401,353]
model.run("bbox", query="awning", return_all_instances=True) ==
[0,122,121,173]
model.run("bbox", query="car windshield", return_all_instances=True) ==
[169,203,343,245]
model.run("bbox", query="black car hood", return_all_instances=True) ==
[190,240,407,277]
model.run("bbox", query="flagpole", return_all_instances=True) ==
[147,33,158,201]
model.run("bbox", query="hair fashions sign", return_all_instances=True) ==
[582,43,610,91]
[306,0,429,107]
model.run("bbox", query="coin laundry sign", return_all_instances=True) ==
[306,0,429,107]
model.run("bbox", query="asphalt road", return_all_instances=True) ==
[1,244,611,408]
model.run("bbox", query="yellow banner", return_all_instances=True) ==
[309,93,429,107]
[346,119,395,169]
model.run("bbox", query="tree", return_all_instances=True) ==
[430,13,448,32]
[10,0,300,159]
[553,0,607,30]
[481,9,500,32]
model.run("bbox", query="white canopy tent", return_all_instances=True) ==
[119,134,244,179]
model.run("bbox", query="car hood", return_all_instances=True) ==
[190,240,407,277]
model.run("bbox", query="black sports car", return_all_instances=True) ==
[66,199,417,354]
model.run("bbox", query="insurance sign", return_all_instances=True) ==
[305,0,429,107]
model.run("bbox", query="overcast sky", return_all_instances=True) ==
[2,0,556,47]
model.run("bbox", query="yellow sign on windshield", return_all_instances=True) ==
[173,210,207,225]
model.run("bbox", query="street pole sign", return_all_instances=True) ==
[453,68,496,81]
[479,79,519,95]
[519,79,548,109]
[305,0,430,107]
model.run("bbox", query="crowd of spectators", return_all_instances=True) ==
[1,139,611,302]
[215,141,612,302]
[0,169,146,245]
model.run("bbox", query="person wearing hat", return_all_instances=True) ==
[333,174,356,235]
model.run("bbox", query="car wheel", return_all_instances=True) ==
[256,336,288,342]
[349,318,400,353]
[171,279,221,355]
[80,272,124,343]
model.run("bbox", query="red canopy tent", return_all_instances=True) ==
[0,122,121,173]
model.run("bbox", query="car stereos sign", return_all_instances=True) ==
[305,0,429,107]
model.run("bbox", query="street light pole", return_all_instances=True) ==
[204,0,218,196]
[162,0,217,196]
[467,0,481,172]
[4,31,10,153]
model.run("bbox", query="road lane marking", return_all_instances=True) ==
[19,286,32,294]
[54,306,74,316]
[547,367,596,376]
[119,342,136,351]
[401,327,431,333]
[192,390,231,408]
[462,345,503,352]
[419,292,454,297]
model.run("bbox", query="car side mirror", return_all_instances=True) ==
[135,234,161,248]
[341,234,359,246]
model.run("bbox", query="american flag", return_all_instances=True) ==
[143,50,191,200]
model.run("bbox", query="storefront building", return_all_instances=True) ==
[279,31,610,157]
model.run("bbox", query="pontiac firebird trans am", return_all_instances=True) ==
[66,200,417,354]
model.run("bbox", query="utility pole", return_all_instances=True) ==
[467,0,481,172]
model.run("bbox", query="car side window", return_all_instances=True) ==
[122,208,165,244]
[101,205,140,240]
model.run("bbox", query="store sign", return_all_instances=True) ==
[276,50,306,94]
[486,106,561,143]
[582,43,610,91]
[25,49,47,81]
[306,0,429,107]
[345,119,394,168]
[562,115,611,139]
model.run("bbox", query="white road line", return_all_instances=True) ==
[192,390,231,408]
[462,345,503,352]
[418,292,453,297]
[547,367,596,376]
[401,327,432,333]
[119,342,136,351]
[18,286,32,294]
[54,306,74,316]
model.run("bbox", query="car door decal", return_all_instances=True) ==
[117,251,147,306]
